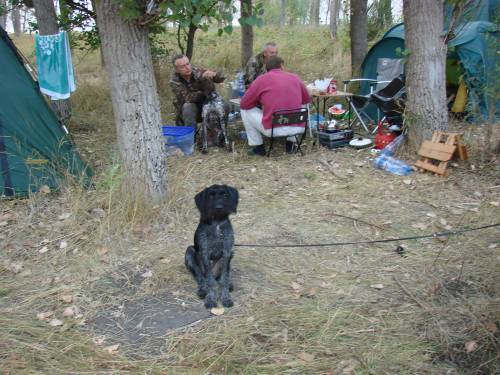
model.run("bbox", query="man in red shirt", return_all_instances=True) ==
[240,56,311,156]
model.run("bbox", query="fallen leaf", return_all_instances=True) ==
[250,167,256,173]
[0,221,8,227]
[62,306,75,317]
[49,319,64,327]
[465,340,478,353]
[370,284,384,290]
[57,213,71,220]
[40,185,51,194]
[488,243,497,249]
[489,201,499,207]
[320,281,331,288]
[60,294,73,303]
[59,241,68,249]
[485,322,497,333]
[426,212,437,218]
[39,246,49,254]
[412,222,428,231]
[439,218,448,226]
[92,336,106,345]
[7,262,23,274]
[210,307,225,316]
[297,352,315,362]
[36,311,54,321]
[97,246,109,263]
[307,288,317,297]
[290,282,302,291]
[141,270,153,278]
[103,344,120,354]
[403,179,412,185]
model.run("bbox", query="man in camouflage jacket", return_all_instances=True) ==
[170,54,226,126]
[243,42,278,89]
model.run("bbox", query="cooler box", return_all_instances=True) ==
[162,126,195,156]
[317,129,353,149]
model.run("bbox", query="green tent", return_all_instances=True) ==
[359,0,499,122]
[0,26,91,197]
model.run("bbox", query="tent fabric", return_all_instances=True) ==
[359,19,498,122]
[0,26,91,197]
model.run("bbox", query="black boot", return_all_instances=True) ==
[247,144,266,156]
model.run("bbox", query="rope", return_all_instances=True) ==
[234,223,500,249]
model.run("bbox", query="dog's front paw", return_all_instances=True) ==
[221,297,233,308]
[204,296,217,309]
[197,287,207,299]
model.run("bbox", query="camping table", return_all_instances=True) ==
[311,90,353,123]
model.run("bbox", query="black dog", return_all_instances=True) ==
[200,91,230,154]
[185,184,239,308]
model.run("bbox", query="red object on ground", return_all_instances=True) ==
[374,123,397,149]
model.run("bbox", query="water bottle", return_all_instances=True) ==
[381,134,405,156]
[236,71,245,97]
[373,154,413,176]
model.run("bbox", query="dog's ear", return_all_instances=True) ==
[225,185,239,214]
[194,188,207,215]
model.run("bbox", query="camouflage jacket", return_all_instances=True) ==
[169,66,226,114]
[243,52,266,88]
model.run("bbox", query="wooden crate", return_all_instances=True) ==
[415,132,468,176]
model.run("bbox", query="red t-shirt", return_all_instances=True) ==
[240,68,311,129]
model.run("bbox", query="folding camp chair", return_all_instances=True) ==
[343,58,405,134]
[369,74,406,128]
[268,107,308,156]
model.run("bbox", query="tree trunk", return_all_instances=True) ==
[95,0,168,202]
[309,0,320,26]
[403,0,448,151]
[241,0,253,67]
[32,0,72,125]
[185,24,197,60]
[0,0,7,30]
[13,6,21,36]
[350,0,368,77]
[279,0,285,28]
[329,0,341,39]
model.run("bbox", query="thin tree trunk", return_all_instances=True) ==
[403,0,448,151]
[0,0,7,29]
[279,0,285,28]
[329,0,341,39]
[185,24,197,60]
[32,0,72,125]
[241,0,253,67]
[309,0,320,26]
[350,0,368,77]
[95,0,168,202]
[13,6,21,36]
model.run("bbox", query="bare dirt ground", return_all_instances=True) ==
[1,124,499,373]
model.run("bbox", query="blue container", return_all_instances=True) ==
[162,126,195,156]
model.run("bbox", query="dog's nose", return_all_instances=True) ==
[215,202,224,209]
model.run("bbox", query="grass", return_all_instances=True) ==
[1,26,499,374]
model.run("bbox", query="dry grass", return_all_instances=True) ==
[1,27,499,374]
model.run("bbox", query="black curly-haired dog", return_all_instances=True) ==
[199,79,230,154]
[185,184,239,308]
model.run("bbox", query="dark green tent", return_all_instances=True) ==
[0,26,91,197]
[359,0,499,122]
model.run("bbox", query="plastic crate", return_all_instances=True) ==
[162,126,195,156]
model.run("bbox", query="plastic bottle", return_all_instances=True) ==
[373,154,413,176]
[381,134,405,156]
[236,71,245,97]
